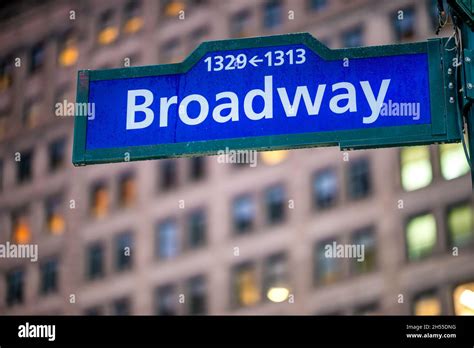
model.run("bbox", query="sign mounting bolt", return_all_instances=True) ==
[449,97,455,103]
[468,83,473,89]
[466,57,471,63]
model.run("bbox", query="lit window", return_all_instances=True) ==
[393,7,416,42]
[155,284,177,315]
[97,10,118,45]
[40,258,58,296]
[0,58,13,91]
[48,138,66,172]
[232,195,255,234]
[123,1,144,34]
[119,173,136,207]
[447,203,473,248]
[264,253,289,303]
[230,9,251,38]
[232,262,260,307]
[189,157,205,181]
[413,291,442,315]
[30,42,45,73]
[347,158,371,200]
[187,275,207,314]
[401,146,432,191]
[261,150,288,165]
[58,30,79,67]
[23,99,41,128]
[86,242,104,280]
[440,143,469,180]
[115,231,133,271]
[91,182,109,218]
[187,209,206,249]
[156,219,179,259]
[45,195,65,235]
[112,297,131,315]
[160,160,178,191]
[313,168,338,209]
[263,0,282,29]
[11,209,31,244]
[342,26,363,48]
[265,184,286,225]
[6,268,24,307]
[406,213,437,261]
[308,0,327,11]
[351,227,376,274]
[162,0,186,17]
[314,239,342,285]
[453,282,474,315]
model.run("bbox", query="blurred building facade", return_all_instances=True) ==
[0,0,473,316]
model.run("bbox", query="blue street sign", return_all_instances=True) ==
[73,33,460,165]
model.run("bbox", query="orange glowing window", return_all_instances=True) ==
[91,183,110,218]
[11,212,31,244]
[119,173,136,207]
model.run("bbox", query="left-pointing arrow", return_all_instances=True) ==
[249,55,263,67]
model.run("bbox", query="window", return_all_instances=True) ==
[263,0,282,29]
[447,203,473,248]
[119,172,136,207]
[58,30,79,67]
[413,290,442,315]
[393,7,416,42]
[115,231,133,271]
[406,213,437,261]
[187,210,206,249]
[0,159,3,192]
[156,219,178,259]
[123,0,144,34]
[314,239,341,285]
[453,281,474,315]
[351,227,376,274]
[342,26,363,48]
[261,150,288,165]
[84,306,103,315]
[189,157,205,181]
[91,182,110,218]
[162,0,186,18]
[23,99,41,128]
[97,10,118,45]
[440,143,469,180]
[313,168,338,209]
[264,253,289,303]
[112,297,131,315]
[265,185,286,225]
[160,160,178,190]
[45,195,65,235]
[6,268,24,307]
[11,208,31,244]
[353,302,379,315]
[160,39,182,64]
[48,138,66,172]
[232,262,260,307]
[0,112,7,139]
[401,146,432,191]
[86,242,104,280]
[308,0,327,11]
[347,158,371,200]
[30,42,45,73]
[155,284,177,315]
[187,275,207,314]
[190,27,209,48]
[0,57,13,91]
[40,258,58,295]
[230,9,251,37]
[17,150,33,183]
[232,195,255,234]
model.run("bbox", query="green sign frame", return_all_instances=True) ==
[73,33,461,166]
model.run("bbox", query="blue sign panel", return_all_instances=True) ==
[73,33,460,166]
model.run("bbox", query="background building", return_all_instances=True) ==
[0,0,473,315]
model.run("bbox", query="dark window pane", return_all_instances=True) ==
[112,297,131,315]
[40,258,58,295]
[84,306,103,315]
[308,0,327,11]
[393,7,416,42]
[189,157,205,181]
[156,219,178,259]
[263,0,282,29]
[232,195,255,234]
[155,284,177,315]
[115,232,133,271]
[347,158,371,200]
[265,185,285,224]
[30,42,45,73]
[188,210,206,249]
[17,150,33,183]
[313,168,338,209]
[160,160,178,190]
[188,275,207,315]
[230,9,251,37]
[87,243,104,280]
[48,138,66,171]
[342,26,363,48]
[6,269,24,307]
